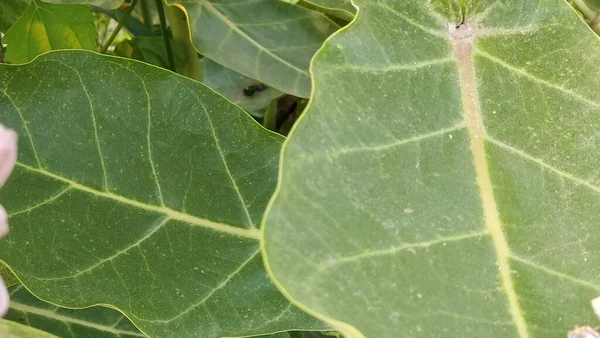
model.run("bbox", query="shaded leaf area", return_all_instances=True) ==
[263,0,600,337]
[92,5,155,37]
[6,284,144,338]
[0,0,29,33]
[0,318,57,338]
[584,0,600,10]
[114,36,187,75]
[201,58,283,118]
[0,51,324,337]
[4,0,97,64]
[260,331,339,338]
[44,0,122,9]
[0,263,19,287]
[168,0,340,98]
[113,36,282,117]
[299,0,355,22]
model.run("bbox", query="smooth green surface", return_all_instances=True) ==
[0,51,323,337]
[6,284,144,338]
[168,0,340,98]
[0,318,57,338]
[263,0,600,337]
[0,0,29,33]
[4,0,96,64]
[201,58,283,117]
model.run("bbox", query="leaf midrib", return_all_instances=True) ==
[450,23,529,337]
[14,162,261,240]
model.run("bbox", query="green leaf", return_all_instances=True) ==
[0,0,29,33]
[0,263,19,287]
[6,284,145,338]
[0,51,323,337]
[167,0,340,98]
[299,0,355,22]
[44,0,122,9]
[263,0,600,337]
[201,58,283,118]
[0,318,57,337]
[115,36,187,74]
[4,0,97,64]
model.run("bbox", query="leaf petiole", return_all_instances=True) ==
[100,0,140,53]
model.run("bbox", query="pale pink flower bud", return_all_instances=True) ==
[0,124,17,317]
[0,125,17,187]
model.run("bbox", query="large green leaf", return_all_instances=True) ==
[167,0,340,98]
[263,0,600,337]
[0,0,29,33]
[0,51,323,337]
[0,318,57,337]
[6,284,145,338]
[4,0,96,64]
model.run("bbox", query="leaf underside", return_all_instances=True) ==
[44,0,122,9]
[6,284,144,338]
[263,1,600,337]
[168,0,340,97]
[0,51,323,338]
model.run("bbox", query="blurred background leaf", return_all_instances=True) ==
[4,0,96,64]
[0,0,29,33]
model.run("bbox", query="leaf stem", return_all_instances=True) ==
[165,5,202,80]
[100,0,140,53]
[155,0,176,72]
[572,0,600,35]
[140,0,153,26]
[263,97,278,131]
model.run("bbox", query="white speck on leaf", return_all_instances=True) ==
[389,312,400,323]
[404,208,413,214]
[326,256,337,265]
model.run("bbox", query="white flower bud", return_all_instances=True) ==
[0,124,17,317]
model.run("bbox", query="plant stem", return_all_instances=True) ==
[263,98,278,131]
[100,0,140,53]
[574,0,596,19]
[573,0,600,35]
[155,0,176,72]
[165,5,202,81]
[140,0,153,26]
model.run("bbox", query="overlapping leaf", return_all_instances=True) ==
[201,58,283,117]
[45,0,121,9]
[0,0,29,33]
[300,0,355,22]
[4,0,96,64]
[0,51,323,337]
[167,0,340,98]
[263,0,600,337]
[0,318,57,337]
[6,284,144,338]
